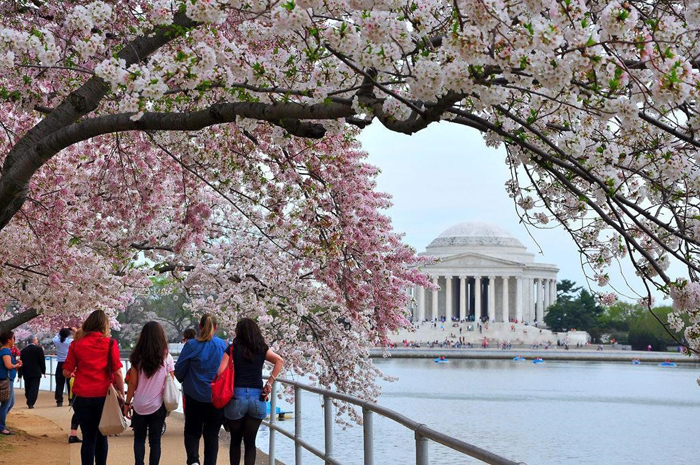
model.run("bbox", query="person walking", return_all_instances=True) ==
[1,330,22,435]
[54,327,75,406]
[122,321,174,465]
[175,314,227,465]
[217,318,284,465]
[18,335,45,409]
[62,310,124,465]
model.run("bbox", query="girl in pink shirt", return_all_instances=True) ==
[123,322,174,465]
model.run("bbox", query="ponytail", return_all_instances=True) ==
[197,314,217,342]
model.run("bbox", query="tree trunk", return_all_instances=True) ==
[0,308,39,333]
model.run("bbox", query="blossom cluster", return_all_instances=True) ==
[2,0,700,398]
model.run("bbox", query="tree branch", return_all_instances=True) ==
[0,308,39,333]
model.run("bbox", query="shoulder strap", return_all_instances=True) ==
[106,338,114,377]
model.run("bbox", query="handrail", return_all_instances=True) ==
[33,355,523,464]
[263,377,525,465]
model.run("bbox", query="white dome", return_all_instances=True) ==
[428,221,524,248]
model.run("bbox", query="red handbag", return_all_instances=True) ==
[210,345,234,409]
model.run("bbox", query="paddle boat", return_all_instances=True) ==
[632,359,641,365]
[266,404,294,420]
[659,360,677,367]
[513,356,526,361]
[434,356,449,363]
[532,357,545,364]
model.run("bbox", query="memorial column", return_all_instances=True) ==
[459,276,467,321]
[487,275,496,322]
[528,278,535,323]
[536,278,544,323]
[515,277,523,323]
[474,276,482,321]
[431,276,439,320]
[550,278,557,305]
[502,276,509,322]
[445,276,453,321]
[417,285,425,322]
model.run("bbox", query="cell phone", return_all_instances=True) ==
[259,393,267,402]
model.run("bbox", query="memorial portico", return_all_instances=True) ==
[410,221,559,325]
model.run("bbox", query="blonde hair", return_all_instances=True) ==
[75,310,110,341]
[197,314,217,342]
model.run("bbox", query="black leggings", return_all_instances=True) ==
[132,404,167,465]
[227,416,263,465]
[55,361,69,403]
[73,396,108,465]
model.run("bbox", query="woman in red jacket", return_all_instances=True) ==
[63,310,124,465]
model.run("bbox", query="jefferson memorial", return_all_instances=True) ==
[411,221,559,325]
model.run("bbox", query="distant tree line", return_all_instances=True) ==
[544,280,684,351]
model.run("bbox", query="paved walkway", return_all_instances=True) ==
[371,347,698,363]
[4,389,278,464]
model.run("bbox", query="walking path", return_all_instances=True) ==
[371,347,698,363]
[2,389,278,464]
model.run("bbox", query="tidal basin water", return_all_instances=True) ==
[256,358,700,464]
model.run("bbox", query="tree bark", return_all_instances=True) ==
[0,13,198,231]
[0,308,39,333]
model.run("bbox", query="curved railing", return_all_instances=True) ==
[265,377,524,465]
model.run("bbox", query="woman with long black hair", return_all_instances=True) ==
[216,318,284,465]
[123,321,174,465]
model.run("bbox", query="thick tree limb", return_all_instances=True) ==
[0,12,199,231]
[0,308,39,333]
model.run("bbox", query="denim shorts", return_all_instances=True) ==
[225,387,266,420]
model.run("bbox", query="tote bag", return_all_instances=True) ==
[0,378,10,403]
[98,339,127,436]
[99,383,128,435]
[210,345,234,409]
[163,357,179,412]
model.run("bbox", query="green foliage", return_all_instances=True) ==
[627,306,682,351]
[114,283,198,348]
[597,301,641,332]
[544,280,602,332]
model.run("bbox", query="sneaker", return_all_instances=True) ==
[68,436,82,444]
[56,402,63,407]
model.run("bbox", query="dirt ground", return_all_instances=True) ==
[2,388,280,464]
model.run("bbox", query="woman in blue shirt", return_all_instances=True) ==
[175,314,227,465]
[1,330,22,435]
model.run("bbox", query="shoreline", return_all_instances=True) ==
[370,347,700,364]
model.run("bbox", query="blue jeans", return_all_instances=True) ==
[225,387,266,420]
[0,381,14,431]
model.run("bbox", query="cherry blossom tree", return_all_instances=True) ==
[2,0,700,398]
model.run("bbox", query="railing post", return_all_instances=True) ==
[363,406,374,465]
[49,356,54,392]
[415,430,429,465]
[295,385,302,465]
[269,381,277,464]
[324,395,333,464]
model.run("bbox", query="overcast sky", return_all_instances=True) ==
[359,122,670,305]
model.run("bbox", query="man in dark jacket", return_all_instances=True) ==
[18,336,46,408]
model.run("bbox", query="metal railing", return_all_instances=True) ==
[29,357,522,464]
[264,378,524,465]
